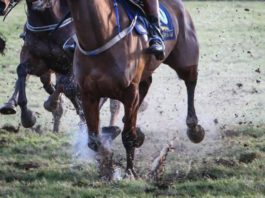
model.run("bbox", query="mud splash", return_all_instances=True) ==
[72,122,122,180]
[72,122,97,163]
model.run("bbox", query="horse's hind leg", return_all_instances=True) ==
[166,62,205,143]
[43,74,61,112]
[184,70,205,143]
[99,98,121,126]
[43,74,64,132]
[41,72,64,132]
[109,99,121,126]
[0,79,19,114]
[98,98,120,126]
[17,63,36,128]
[51,99,63,133]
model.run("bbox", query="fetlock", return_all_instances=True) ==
[88,133,101,152]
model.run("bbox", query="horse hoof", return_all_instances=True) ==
[0,102,17,115]
[122,128,145,148]
[135,127,145,148]
[44,98,58,112]
[187,124,205,144]
[88,135,101,152]
[124,168,138,180]
[88,141,99,152]
[21,109,36,128]
[102,126,121,140]
[139,101,148,113]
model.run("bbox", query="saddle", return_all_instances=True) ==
[118,0,176,41]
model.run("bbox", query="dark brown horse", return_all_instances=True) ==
[0,0,83,132]
[0,0,124,131]
[42,0,205,177]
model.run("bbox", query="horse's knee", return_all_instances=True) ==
[40,73,51,84]
[17,63,27,78]
[41,74,55,95]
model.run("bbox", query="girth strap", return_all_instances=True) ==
[73,15,138,56]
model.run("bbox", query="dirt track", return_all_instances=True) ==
[0,0,264,169]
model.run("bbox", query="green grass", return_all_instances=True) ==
[0,1,265,198]
[0,128,264,197]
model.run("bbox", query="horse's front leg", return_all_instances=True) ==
[81,93,100,151]
[17,63,36,128]
[121,84,145,179]
[0,79,19,114]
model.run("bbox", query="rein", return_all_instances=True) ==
[3,0,20,21]
[26,17,73,32]
[48,11,71,35]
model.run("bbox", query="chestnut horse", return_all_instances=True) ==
[42,0,205,177]
[0,0,121,131]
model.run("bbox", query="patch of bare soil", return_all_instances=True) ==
[0,138,8,147]
[239,152,261,164]
[222,130,240,138]
[215,158,238,167]
[7,161,41,170]
[1,124,20,133]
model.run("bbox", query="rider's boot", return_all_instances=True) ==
[143,0,165,60]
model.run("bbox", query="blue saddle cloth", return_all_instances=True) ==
[117,0,175,41]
